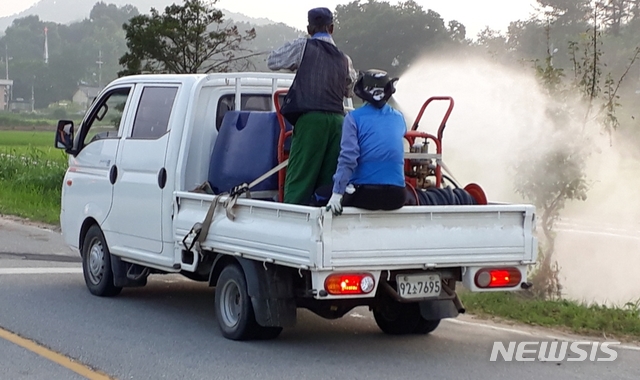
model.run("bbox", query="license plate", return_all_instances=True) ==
[396,273,441,300]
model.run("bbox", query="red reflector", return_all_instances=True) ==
[324,273,375,295]
[474,267,522,288]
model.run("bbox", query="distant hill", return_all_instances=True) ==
[0,0,278,34]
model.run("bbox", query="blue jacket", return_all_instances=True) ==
[332,103,406,194]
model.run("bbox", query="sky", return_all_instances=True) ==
[1,0,541,38]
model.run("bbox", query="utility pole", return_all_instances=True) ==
[4,44,12,106]
[31,75,35,112]
[44,26,49,65]
[4,44,8,80]
[96,50,103,88]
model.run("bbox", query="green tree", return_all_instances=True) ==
[474,26,509,61]
[500,0,593,69]
[333,0,453,75]
[514,34,590,300]
[596,0,637,35]
[233,21,303,71]
[447,20,468,44]
[85,2,140,85]
[0,16,81,108]
[514,15,639,299]
[537,0,593,26]
[0,3,139,109]
[118,0,257,76]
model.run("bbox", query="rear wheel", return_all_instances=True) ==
[255,325,284,340]
[214,264,282,340]
[82,225,122,297]
[373,301,441,335]
[414,318,441,334]
[373,302,421,335]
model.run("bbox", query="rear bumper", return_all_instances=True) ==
[310,264,531,301]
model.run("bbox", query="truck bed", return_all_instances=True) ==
[173,191,537,271]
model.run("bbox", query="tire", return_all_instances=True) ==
[414,318,441,334]
[254,326,283,340]
[82,225,122,297]
[373,302,421,335]
[215,264,283,340]
[374,301,441,335]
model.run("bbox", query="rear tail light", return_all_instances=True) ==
[474,267,522,288]
[324,273,375,295]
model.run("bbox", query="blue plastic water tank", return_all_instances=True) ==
[208,111,291,195]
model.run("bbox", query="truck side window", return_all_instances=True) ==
[83,88,131,146]
[131,87,178,139]
[216,94,286,130]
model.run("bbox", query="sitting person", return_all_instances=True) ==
[323,69,408,215]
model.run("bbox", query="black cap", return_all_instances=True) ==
[308,7,333,26]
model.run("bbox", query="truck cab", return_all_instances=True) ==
[57,74,295,262]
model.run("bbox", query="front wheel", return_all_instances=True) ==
[214,264,282,340]
[82,225,122,297]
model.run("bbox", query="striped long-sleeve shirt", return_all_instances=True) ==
[267,33,357,98]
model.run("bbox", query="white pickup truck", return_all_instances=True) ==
[54,72,537,341]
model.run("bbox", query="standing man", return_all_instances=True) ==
[267,7,357,204]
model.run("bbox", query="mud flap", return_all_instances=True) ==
[419,299,460,320]
[240,259,297,328]
[250,297,297,328]
[210,256,297,328]
[111,254,148,288]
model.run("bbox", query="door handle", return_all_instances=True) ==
[109,165,118,184]
[158,168,167,189]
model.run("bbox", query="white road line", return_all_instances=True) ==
[444,318,640,351]
[0,268,82,275]
[555,227,640,240]
[345,312,639,350]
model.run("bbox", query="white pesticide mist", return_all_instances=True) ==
[555,133,640,307]
[393,54,640,307]
[394,55,553,202]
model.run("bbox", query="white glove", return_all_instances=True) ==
[326,193,343,215]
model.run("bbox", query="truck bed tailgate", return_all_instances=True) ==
[323,205,536,269]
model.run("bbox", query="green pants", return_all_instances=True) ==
[284,112,343,204]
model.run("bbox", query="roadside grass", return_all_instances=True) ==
[0,183,62,224]
[460,291,640,341]
[0,130,58,148]
[0,131,66,225]
[0,112,58,128]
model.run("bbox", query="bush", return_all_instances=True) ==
[0,112,57,127]
[52,108,68,120]
[0,147,66,192]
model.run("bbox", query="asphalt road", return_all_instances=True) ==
[554,219,640,307]
[1,217,639,380]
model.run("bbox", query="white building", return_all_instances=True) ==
[0,79,12,111]
[72,86,103,109]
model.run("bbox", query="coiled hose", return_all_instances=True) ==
[407,184,477,206]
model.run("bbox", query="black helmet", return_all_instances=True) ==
[353,69,398,108]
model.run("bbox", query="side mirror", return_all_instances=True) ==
[55,120,74,152]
